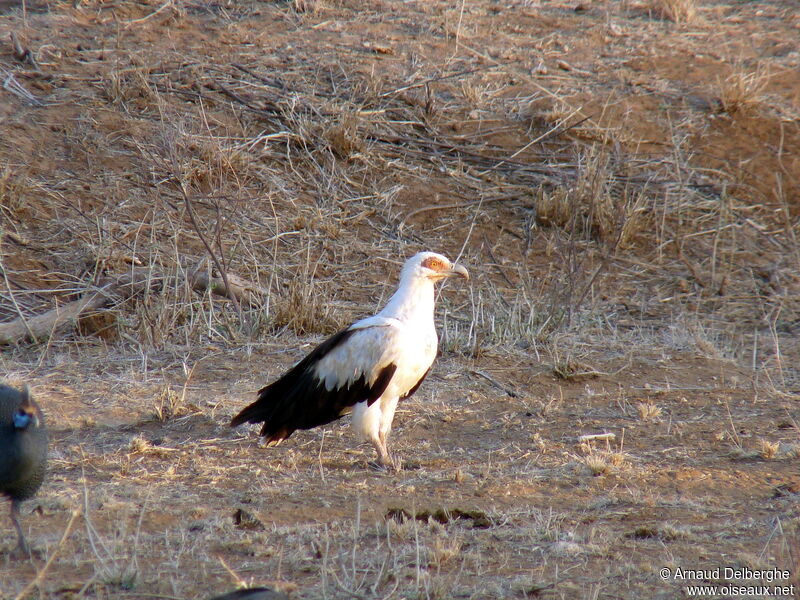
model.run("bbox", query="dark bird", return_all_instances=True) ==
[0,383,48,555]
[231,252,469,469]
[207,587,289,600]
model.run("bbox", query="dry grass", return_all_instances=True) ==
[636,401,663,421]
[651,0,698,24]
[758,438,780,460]
[717,63,770,115]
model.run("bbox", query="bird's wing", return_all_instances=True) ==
[401,366,431,400]
[230,322,405,442]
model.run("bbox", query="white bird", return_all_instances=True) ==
[231,252,469,469]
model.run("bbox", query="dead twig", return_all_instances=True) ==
[9,32,40,70]
[578,433,616,443]
[124,0,175,26]
[0,65,42,106]
[469,369,519,398]
[380,64,500,98]
[172,160,244,323]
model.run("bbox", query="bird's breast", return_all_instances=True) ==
[386,327,437,397]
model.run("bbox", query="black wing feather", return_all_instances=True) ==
[230,327,397,442]
[400,366,431,400]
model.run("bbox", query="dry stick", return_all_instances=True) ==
[380,64,500,97]
[188,257,265,306]
[216,554,247,588]
[578,433,616,443]
[451,0,467,59]
[500,111,589,166]
[368,130,631,187]
[469,369,518,398]
[174,173,243,323]
[124,0,174,26]
[0,66,42,106]
[570,258,608,318]
[14,509,82,600]
[207,80,284,117]
[482,233,516,289]
[231,63,289,91]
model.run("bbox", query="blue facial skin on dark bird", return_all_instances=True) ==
[13,410,36,429]
[0,384,48,557]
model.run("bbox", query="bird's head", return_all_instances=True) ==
[13,387,40,430]
[403,252,469,283]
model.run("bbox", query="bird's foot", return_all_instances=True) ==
[368,454,402,472]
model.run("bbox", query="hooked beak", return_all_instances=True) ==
[446,263,469,280]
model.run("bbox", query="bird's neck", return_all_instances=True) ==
[379,276,435,324]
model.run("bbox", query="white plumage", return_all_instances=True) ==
[231,251,468,469]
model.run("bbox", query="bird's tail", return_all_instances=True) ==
[230,385,294,444]
[230,397,265,428]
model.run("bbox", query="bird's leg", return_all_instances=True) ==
[378,431,401,472]
[10,500,31,557]
[367,434,400,472]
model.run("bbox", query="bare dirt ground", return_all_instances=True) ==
[1,0,799,598]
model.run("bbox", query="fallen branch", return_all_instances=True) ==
[0,269,160,346]
[0,261,265,345]
[189,258,266,307]
[578,433,616,443]
[0,289,110,345]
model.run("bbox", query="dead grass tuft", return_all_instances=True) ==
[324,113,364,158]
[271,269,341,335]
[153,385,184,422]
[636,401,663,421]
[716,64,770,115]
[651,0,697,24]
[758,438,780,460]
[584,454,611,476]
[428,535,463,568]
[627,523,694,541]
[535,150,653,250]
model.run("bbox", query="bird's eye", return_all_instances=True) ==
[422,257,444,271]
